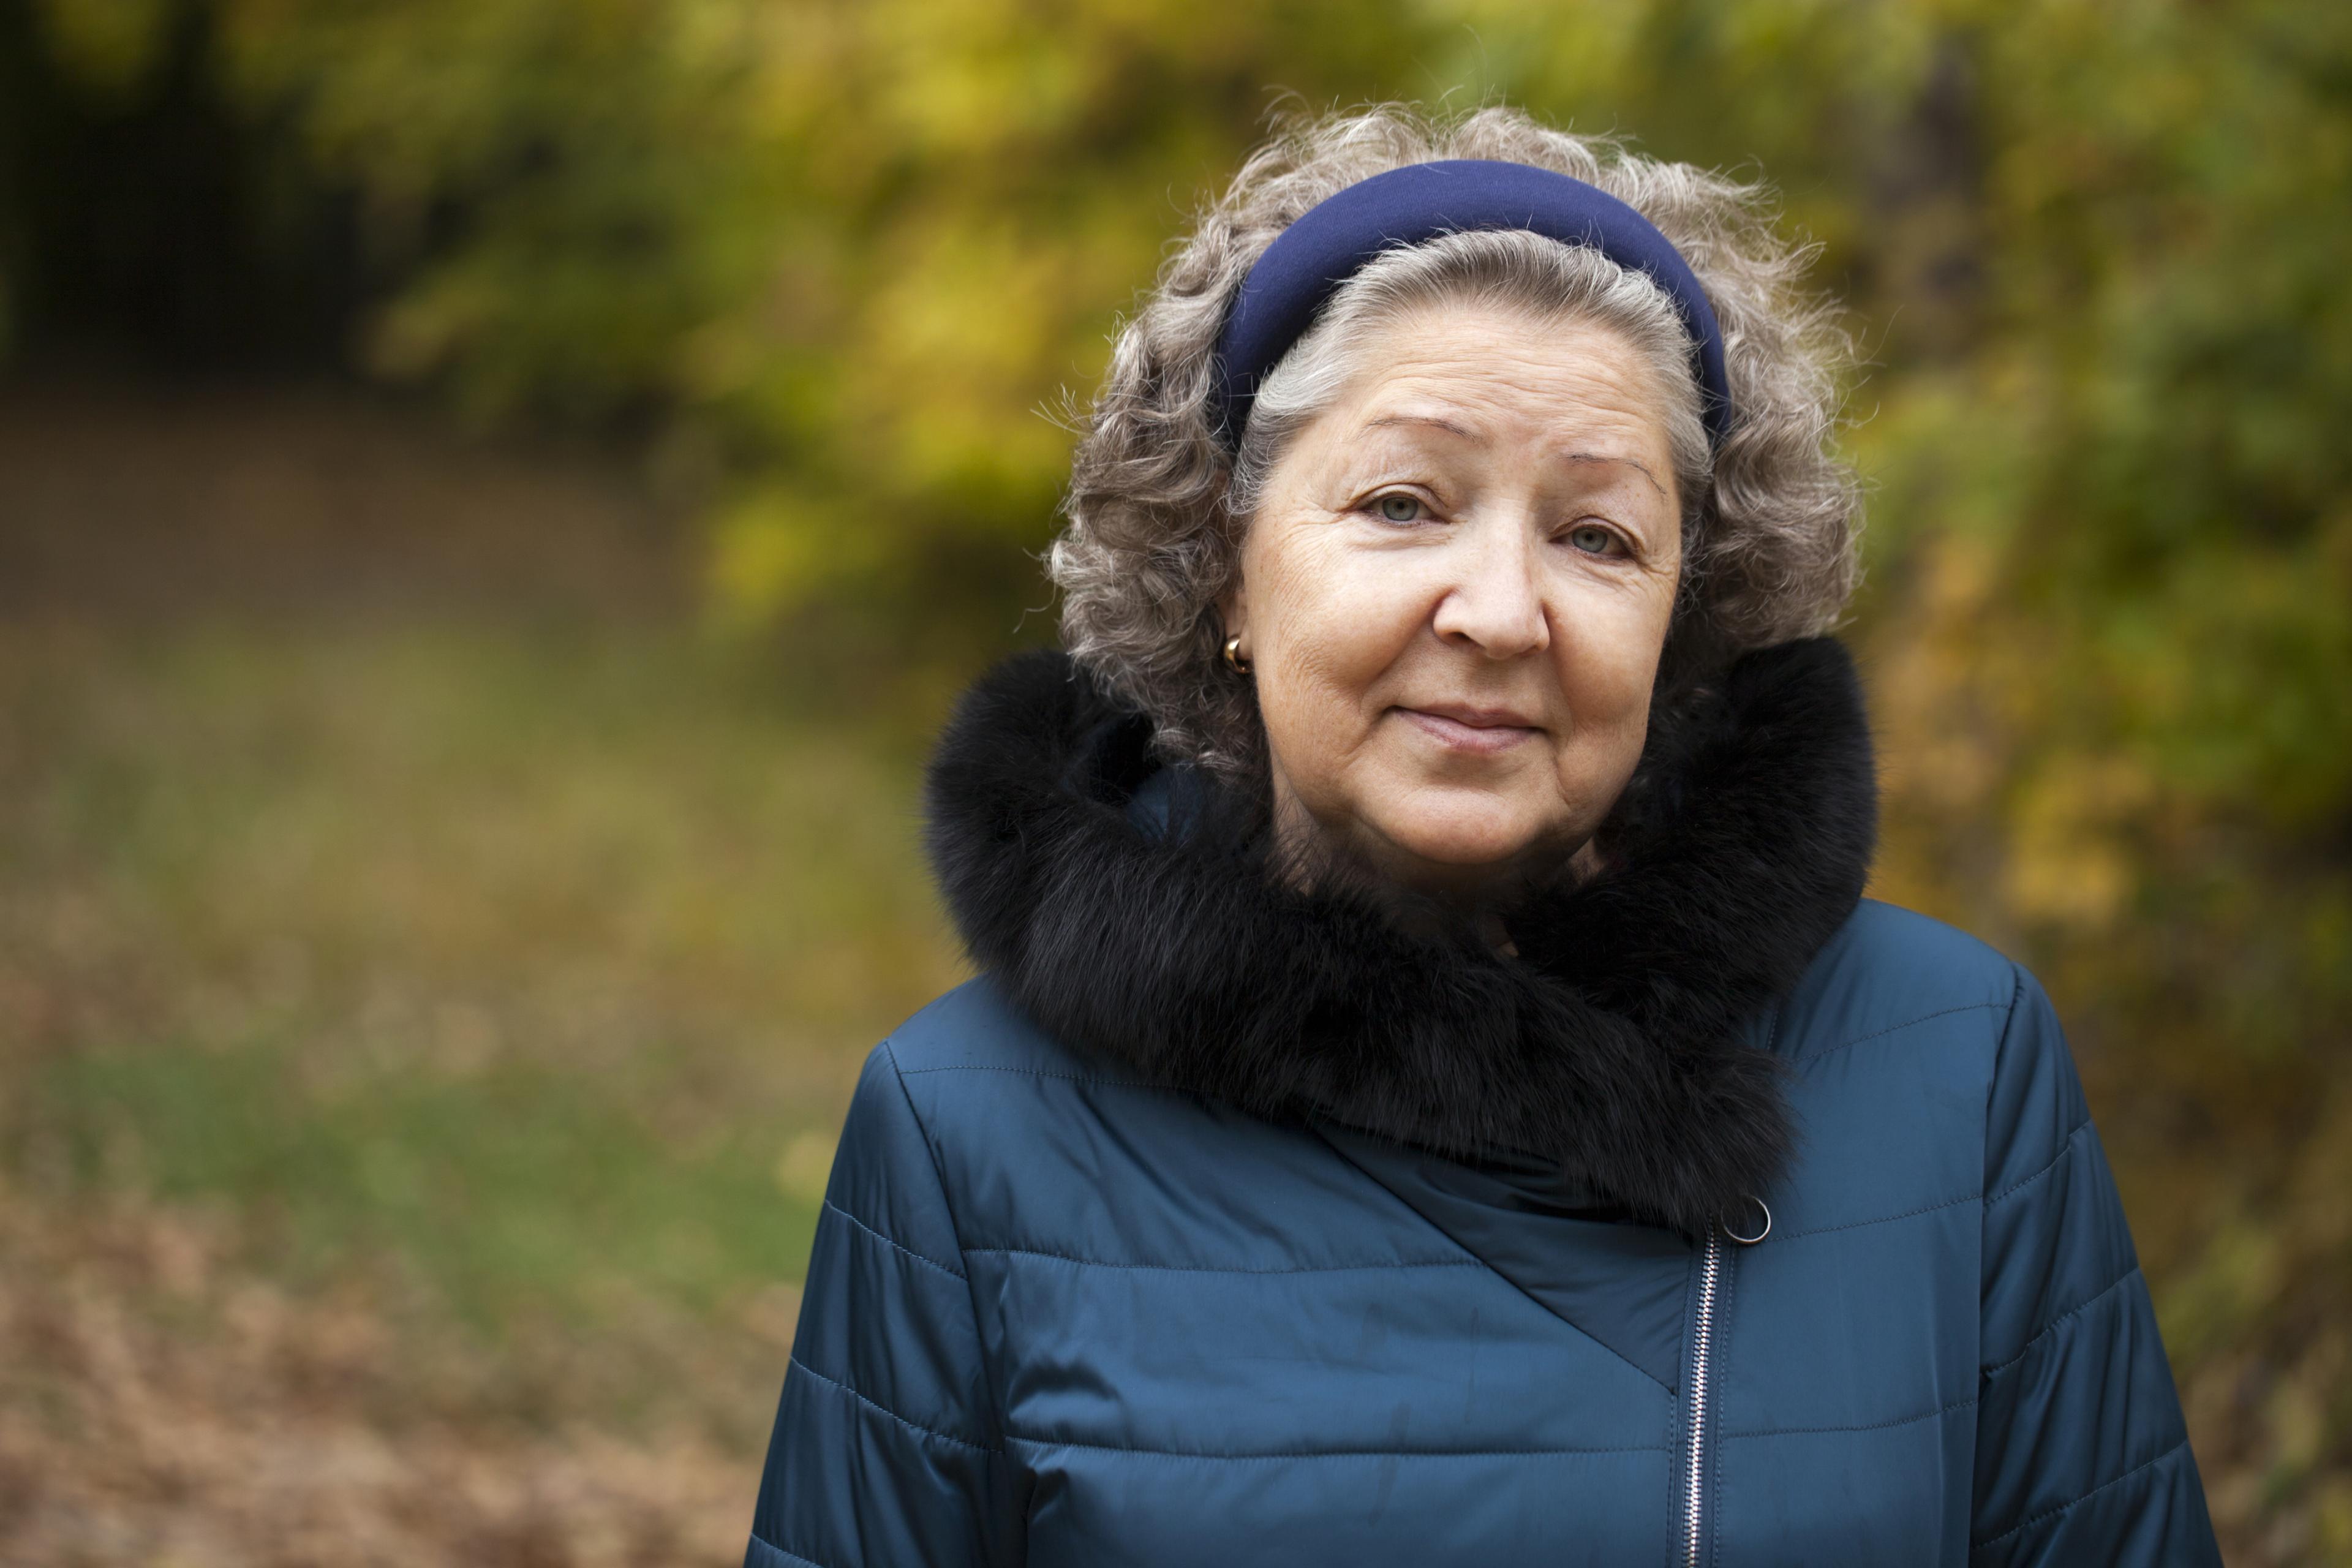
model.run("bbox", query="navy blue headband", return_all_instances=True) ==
[1212,159,1733,450]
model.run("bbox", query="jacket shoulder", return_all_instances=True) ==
[870,976,1449,1271]
[825,978,1170,1271]
[1771,898,2024,1063]
[873,976,1199,1190]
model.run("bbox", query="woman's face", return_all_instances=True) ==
[1223,303,1685,898]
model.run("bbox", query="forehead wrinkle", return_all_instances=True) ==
[1302,312,1682,508]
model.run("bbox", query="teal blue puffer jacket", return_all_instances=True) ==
[745,644,2218,1566]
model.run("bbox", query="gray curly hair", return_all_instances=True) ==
[1050,105,1861,779]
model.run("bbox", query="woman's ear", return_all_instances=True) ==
[1217,575,1248,647]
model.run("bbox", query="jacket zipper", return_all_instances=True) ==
[1683,1227,1723,1568]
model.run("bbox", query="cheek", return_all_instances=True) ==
[1561,604,1664,708]
[1250,533,1430,764]
[1549,581,1675,777]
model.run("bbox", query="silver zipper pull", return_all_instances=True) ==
[1722,1196,1771,1246]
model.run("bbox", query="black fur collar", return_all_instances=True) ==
[924,639,1876,1235]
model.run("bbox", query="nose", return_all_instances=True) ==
[1430,514,1550,659]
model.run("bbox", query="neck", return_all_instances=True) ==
[1265,775,1592,922]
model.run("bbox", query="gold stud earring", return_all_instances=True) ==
[1223,635,1253,676]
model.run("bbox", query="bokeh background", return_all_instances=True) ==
[1,1,2345,1562]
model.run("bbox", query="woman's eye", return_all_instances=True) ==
[1374,493,1425,523]
[1569,523,1619,555]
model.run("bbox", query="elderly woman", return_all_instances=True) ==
[744,108,2219,1567]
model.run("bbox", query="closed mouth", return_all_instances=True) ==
[1395,705,1544,754]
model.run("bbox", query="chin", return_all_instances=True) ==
[1368,802,1561,879]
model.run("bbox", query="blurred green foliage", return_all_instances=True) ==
[2,0,2348,1559]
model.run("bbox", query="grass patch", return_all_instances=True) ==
[19,1034,823,1332]
[0,613,966,1347]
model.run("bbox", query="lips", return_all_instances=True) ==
[1395,703,1544,755]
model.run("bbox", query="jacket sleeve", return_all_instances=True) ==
[745,1041,1025,1568]
[1970,967,2220,1566]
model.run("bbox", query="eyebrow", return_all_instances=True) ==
[1362,413,1480,439]
[1558,450,1669,500]
[1356,414,1671,502]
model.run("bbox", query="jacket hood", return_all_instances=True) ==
[922,638,1877,1235]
